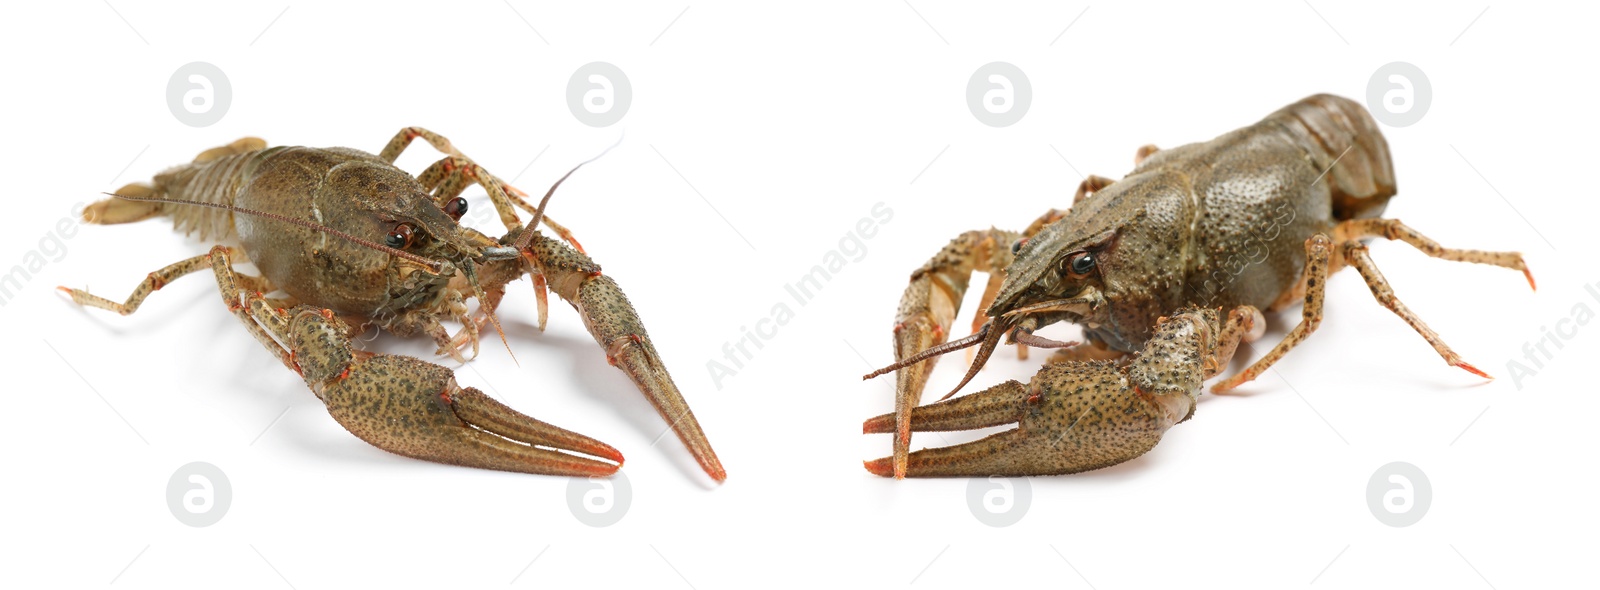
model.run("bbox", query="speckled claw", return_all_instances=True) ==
[864,363,1174,477]
[524,234,726,483]
[864,307,1256,477]
[326,361,622,476]
[286,307,623,477]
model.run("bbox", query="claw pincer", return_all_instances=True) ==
[865,307,1254,477]
[284,306,623,476]
[523,233,726,482]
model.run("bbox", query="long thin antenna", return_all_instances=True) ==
[862,322,991,380]
[513,135,623,252]
[939,323,1007,400]
[107,193,445,273]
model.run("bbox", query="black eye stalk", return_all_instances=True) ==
[1058,251,1096,278]
[444,197,468,221]
[1070,252,1095,275]
[385,223,415,249]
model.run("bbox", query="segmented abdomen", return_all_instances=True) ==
[1260,94,1397,221]
[150,146,287,241]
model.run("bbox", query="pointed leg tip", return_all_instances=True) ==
[1523,267,1537,292]
[1456,361,1492,380]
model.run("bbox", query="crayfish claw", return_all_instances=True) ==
[319,355,622,477]
[284,307,622,477]
[526,235,726,483]
[865,363,1167,477]
[865,307,1254,477]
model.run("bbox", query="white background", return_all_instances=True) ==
[2,1,1596,588]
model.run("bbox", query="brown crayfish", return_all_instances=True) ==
[864,95,1533,478]
[62,129,725,482]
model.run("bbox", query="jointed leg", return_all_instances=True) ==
[379,127,527,230]
[387,126,585,250]
[378,127,467,163]
[206,247,296,371]
[1333,218,1534,289]
[490,182,585,252]
[1074,175,1116,204]
[59,248,271,316]
[1135,144,1160,165]
[1342,242,1489,377]
[59,254,210,315]
[1212,234,1332,393]
[1214,217,1526,392]
[381,128,512,218]
[411,156,525,233]
[1207,306,1265,379]
[414,156,585,251]
[1329,218,1530,377]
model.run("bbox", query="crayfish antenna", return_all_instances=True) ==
[939,320,1008,401]
[514,134,624,252]
[105,193,448,273]
[862,322,991,380]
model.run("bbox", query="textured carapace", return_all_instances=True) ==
[867,94,1531,477]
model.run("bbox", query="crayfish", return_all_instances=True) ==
[63,129,725,482]
[865,95,1532,477]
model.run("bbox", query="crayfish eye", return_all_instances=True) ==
[385,223,415,249]
[1061,251,1095,277]
[444,197,468,221]
[1010,239,1025,255]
